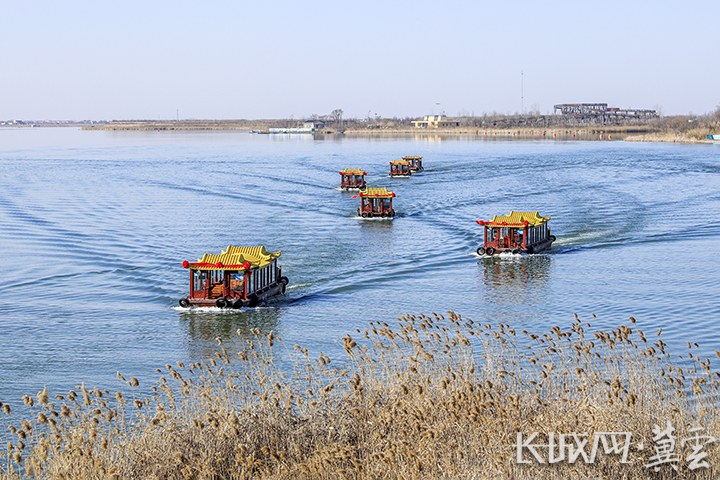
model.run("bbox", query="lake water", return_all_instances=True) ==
[1,127,719,404]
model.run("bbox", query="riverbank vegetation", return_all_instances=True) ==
[73,104,720,144]
[625,107,720,143]
[2,312,718,479]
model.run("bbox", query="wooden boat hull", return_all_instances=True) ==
[477,236,555,256]
[357,208,395,218]
[181,278,287,308]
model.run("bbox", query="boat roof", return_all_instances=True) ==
[185,245,281,270]
[402,156,422,160]
[390,159,410,165]
[477,211,551,227]
[339,168,366,175]
[353,187,395,198]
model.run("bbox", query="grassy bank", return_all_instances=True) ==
[2,312,718,479]
[343,126,641,140]
[624,132,716,144]
[82,107,720,145]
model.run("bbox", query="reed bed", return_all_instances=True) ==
[2,311,718,479]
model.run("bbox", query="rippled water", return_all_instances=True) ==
[1,128,718,403]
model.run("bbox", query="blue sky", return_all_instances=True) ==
[2,0,718,120]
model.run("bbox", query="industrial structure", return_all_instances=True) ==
[554,104,658,123]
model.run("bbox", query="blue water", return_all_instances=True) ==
[1,127,718,404]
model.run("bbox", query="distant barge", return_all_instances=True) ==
[403,155,424,172]
[339,168,367,190]
[354,187,396,218]
[179,246,288,308]
[476,211,555,255]
[389,159,412,177]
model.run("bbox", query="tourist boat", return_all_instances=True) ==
[475,211,555,255]
[178,246,288,308]
[339,168,367,190]
[403,155,424,172]
[353,187,396,218]
[389,159,412,177]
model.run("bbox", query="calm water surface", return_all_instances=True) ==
[1,128,718,403]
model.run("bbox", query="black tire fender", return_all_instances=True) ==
[215,297,227,308]
[486,247,495,256]
[231,298,244,309]
[527,246,534,254]
[179,298,190,308]
[477,247,486,255]
[247,295,259,308]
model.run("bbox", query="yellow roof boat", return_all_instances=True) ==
[183,245,281,270]
[339,168,367,175]
[477,211,550,227]
[353,187,396,198]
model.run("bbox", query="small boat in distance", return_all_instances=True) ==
[389,159,412,177]
[403,155,424,172]
[179,246,288,308]
[339,168,367,190]
[353,187,396,218]
[476,211,555,255]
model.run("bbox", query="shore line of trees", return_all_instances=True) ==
[62,104,719,142]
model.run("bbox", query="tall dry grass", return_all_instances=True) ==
[1,312,719,479]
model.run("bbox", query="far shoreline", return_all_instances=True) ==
[1,120,714,144]
[76,120,716,144]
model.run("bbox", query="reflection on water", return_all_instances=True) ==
[480,254,552,286]
[178,307,282,359]
[477,254,553,324]
[357,217,396,228]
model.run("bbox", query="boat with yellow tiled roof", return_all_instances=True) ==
[178,246,288,308]
[403,155,424,172]
[389,159,412,177]
[475,211,555,255]
[352,187,396,218]
[339,168,366,190]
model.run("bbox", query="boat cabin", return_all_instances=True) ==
[403,156,424,172]
[179,246,288,308]
[353,187,396,218]
[389,159,412,177]
[475,211,555,255]
[339,168,367,190]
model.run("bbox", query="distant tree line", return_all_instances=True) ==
[646,105,720,139]
[276,104,720,138]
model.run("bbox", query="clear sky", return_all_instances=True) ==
[2,0,718,121]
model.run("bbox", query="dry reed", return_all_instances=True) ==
[1,312,718,479]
